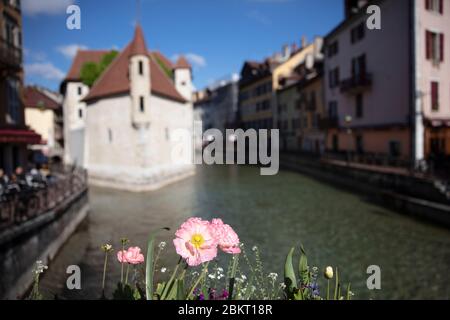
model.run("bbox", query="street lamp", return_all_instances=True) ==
[344,115,353,165]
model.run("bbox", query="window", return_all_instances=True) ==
[425,0,443,14]
[139,96,145,112]
[389,141,401,158]
[332,134,339,152]
[431,81,439,111]
[310,91,316,110]
[355,94,363,118]
[4,14,19,47]
[355,135,364,154]
[6,77,20,124]
[351,23,365,44]
[328,41,339,57]
[329,101,338,118]
[352,54,367,78]
[138,60,144,75]
[78,108,83,118]
[165,128,170,140]
[426,30,444,63]
[108,129,113,143]
[329,67,340,88]
[78,86,83,95]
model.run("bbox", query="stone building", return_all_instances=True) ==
[61,25,194,191]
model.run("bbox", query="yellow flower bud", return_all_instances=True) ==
[324,266,333,279]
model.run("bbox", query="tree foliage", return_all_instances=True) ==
[80,50,119,87]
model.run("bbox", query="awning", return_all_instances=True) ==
[0,129,42,144]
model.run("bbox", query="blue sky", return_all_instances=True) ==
[23,0,343,91]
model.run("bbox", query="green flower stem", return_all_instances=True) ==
[120,244,125,283]
[125,264,130,284]
[186,262,209,299]
[102,251,108,294]
[326,279,330,300]
[161,258,182,299]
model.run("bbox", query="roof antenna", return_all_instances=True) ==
[136,0,141,26]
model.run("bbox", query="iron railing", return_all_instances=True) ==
[0,38,22,68]
[0,168,88,231]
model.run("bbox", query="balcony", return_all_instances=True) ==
[340,73,372,94]
[0,38,22,69]
[319,116,339,129]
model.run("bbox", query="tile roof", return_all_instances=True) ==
[64,50,110,82]
[23,86,60,110]
[129,24,148,56]
[66,26,187,104]
[174,56,191,69]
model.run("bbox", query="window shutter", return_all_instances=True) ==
[439,0,443,14]
[425,0,430,10]
[440,33,444,62]
[426,31,431,60]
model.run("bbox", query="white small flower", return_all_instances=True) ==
[160,267,167,273]
[252,246,258,252]
[241,274,247,281]
[217,267,224,272]
[268,273,278,281]
[279,282,286,289]
[158,242,166,250]
[208,274,216,279]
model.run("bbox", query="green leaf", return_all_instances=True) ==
[112,282,135,300]
[145,227,170,300]
[298,245,309,286]
[346,283,352,300]
[176,279,185,300]
[284,247,297,298]
[228,254,239,300]
[333,267,340,300]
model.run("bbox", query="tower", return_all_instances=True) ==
[174,56,193,102]
[129,25,150,126]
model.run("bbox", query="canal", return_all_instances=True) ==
[40,165,450,299]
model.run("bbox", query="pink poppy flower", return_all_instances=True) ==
[125,246,145,265]
[117,247,145,265]
[173,217,218,266]
[117,250,127,263]
[210,218,241,254]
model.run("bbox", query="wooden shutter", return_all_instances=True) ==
[440,33,444,62]
[439,0,443,14]
[426,31,432,60]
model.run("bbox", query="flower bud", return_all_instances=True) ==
[324,266,333,279]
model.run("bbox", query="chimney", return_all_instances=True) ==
[282,44,290,60]
[301,36,308,48]
[291,42,298,53]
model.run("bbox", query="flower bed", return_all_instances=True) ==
[29,217,353,300]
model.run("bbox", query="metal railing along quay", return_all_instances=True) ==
[0,168,88,232]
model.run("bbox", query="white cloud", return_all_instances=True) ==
[247,10,272,26]
[25,62,65,80]
[22,0,75,16]
[56,44,88,59]
[172,53,207,69]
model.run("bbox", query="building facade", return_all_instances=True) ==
[323,0,449,169]
[61,26,194,191]
[193,74,239,134]
[0,0,41,174]
[23,86,64,163]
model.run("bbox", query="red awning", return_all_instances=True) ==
[0,129,42,144]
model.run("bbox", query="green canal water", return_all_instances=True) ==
[40,165,450,299]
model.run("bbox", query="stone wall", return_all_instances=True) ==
[0,189,89,299]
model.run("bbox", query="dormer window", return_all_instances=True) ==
[78,86,82,95]
[138,60,144,75]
